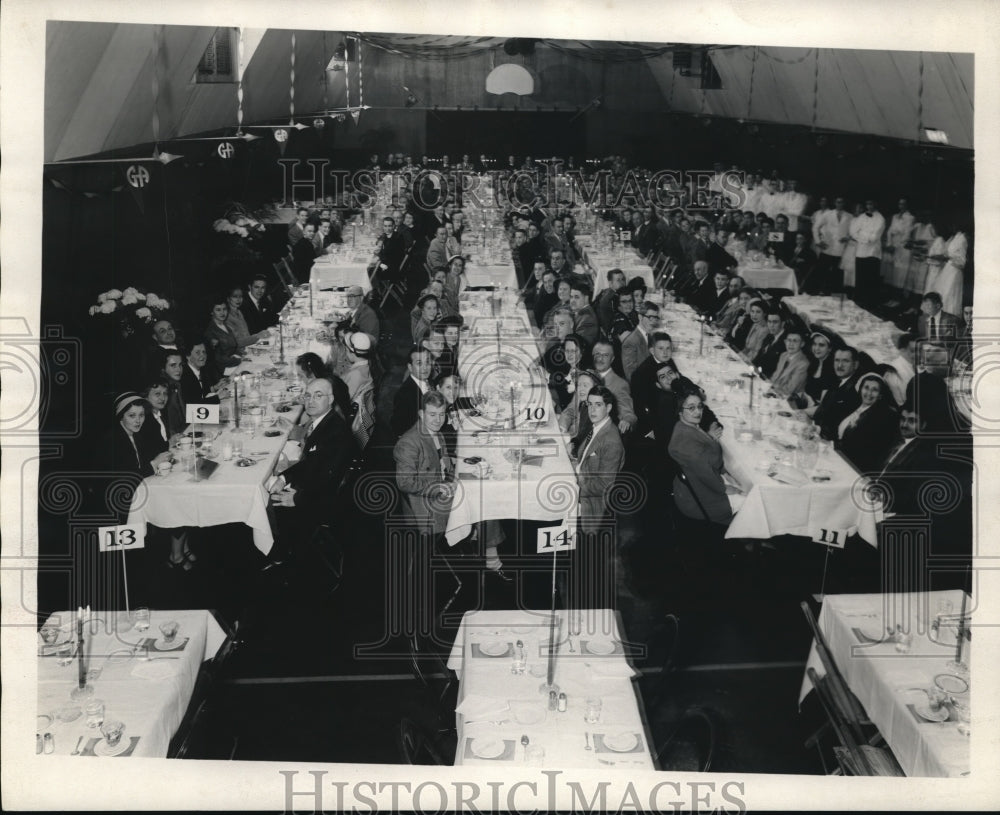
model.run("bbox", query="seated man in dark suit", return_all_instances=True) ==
[706,229,737,276]
[766,214,796,265]
[752,309,788,379]
[788,232,818,291]
[630,331,680,436]
[292,223,320,281]
[873,400,972,593]
[804,346,862,440]
[242,275,279,333]
[916,291,964,341]
[140,318,185,385]
[681,260,717,314]
[568,281,600,348]
[267,376,358,566]
[373,216,408,289]
[391,346,434,438]
[594,268,627,335]
[906,341,962,432]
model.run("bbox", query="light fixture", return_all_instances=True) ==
[403,85,421,108]
[924,128,949,145]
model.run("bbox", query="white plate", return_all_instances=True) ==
[55,706,82,723]
[154,637,186,651]
[94,737,131,757]
[480,641,509,657]
[37,714,53,730]
[586,640,616,655]
[470,738,505,759]
[131,660,178,680]
[510,627,535,635]
[604,733,639,753]
[107,649,133,665]
[914,702,949,723]
[513,706,546,725]
[934,673,969,694]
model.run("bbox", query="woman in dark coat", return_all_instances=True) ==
[667,384,742,527]
[801,330,841,404]
[836,372,901,473]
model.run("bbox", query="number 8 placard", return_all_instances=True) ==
[97,525,145,552]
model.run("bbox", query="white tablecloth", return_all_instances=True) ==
[650,300,882,544]
[447,608,655,770]
[309,258,371,292]
[735,260,798,294]
[799,591,970,777]
[37,609,226,758]
[783,295,901,365]
[445,294,579,543]
[128,325,312,555]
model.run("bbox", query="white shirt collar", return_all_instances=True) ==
[188,363,202,380]
[306,409,331,430]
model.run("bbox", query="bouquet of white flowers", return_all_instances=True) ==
[88,286,171,338]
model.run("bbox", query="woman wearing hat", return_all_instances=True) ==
[342,332,377,404]
[106,392,193,571]
[800,330,840,405]
[836,372,901,473]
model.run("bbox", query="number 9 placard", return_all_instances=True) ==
[98,525,145,552]
[185,404,220,424]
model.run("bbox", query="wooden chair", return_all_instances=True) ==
[654,705,720,772]
[807,667,903,776]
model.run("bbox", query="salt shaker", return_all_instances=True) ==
[558,692,567,713]
[548,691,558,711]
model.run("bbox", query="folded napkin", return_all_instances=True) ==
[588,661,638,678]
[769,464,810,486]
[456,695,510,720]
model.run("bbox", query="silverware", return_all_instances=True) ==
[71,735,85,755]
[584,732,592,751]
[568,636,576,653]
[520,734,529,759]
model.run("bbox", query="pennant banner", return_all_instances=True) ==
[351,109,360,125]
[124,164,149,213]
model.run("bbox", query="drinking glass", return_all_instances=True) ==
[584,697,603,724]
[56,643,74,666]
[84,699,105,729]
[132,607,150,632]
[158,621,180,644]
[100,720,126,749]
[525,745,545,767]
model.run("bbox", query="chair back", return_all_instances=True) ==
[396,717,447,765]
[800,601,869,744]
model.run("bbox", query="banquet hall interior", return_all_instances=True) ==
[31,22,976,775]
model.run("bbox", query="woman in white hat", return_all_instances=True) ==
[836,372,900,473]
[342,332,377,403]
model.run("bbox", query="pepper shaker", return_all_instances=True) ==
[558,692,567,713]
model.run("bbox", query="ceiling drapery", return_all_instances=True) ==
[44,23,974,162]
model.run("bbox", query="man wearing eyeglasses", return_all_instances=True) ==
[345,285,379,339]
[621,302,661,381]
[591,341,636,433]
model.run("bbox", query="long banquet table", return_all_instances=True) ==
[37,609,226,757]
[446,608,655,769]
[444,282,579,543]
[799,590,971,777]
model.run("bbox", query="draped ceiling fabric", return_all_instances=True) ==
[44,24,974,163]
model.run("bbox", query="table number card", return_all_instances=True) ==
[97,524,145,552]
[537,523,577,553]
[185,404,220,424]
[811,526,849,548]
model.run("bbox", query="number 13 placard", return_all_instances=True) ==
[97,525,145,552]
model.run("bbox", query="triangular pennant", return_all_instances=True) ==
[350,109,360,125]
[49,178,70,191]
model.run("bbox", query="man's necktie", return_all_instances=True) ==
[579,429,594,460]
[930,316,937,340]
